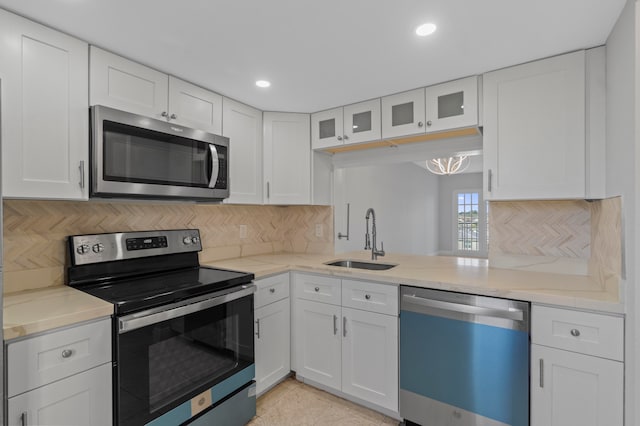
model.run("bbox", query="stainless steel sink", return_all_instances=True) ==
[324,259,397,271]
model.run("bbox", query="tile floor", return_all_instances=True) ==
[248,377,400,426]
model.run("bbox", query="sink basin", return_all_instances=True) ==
[324,259,397,271]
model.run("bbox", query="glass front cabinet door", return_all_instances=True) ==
[381,88,426,139]
[342,98,381,145]
[424,76,479,133]
[311,107,343,150]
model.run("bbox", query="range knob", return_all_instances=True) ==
[76,244,90,255]
[183,236,192,245]
[92,243,105,253]
[191,236,200,244]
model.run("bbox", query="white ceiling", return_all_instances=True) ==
[0,0,626,113]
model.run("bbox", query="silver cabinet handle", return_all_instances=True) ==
[314,287,320,292]
[161,111,168,118]
[343,316,347,337]
[61,349,74,358]
[570,328,581,337]
[418,121,424,127]
[426,120,432,127]
[78,161,85,189]
[539,358,544,388]
[21,411,28,426]
[333,315,338,335]
[170,113,177,120]
[269,288,275,294]
[365,294,371,300]
[488,169,492,192]
[266,182,270,199]
[255,319,261,339]
[337,136,343,141]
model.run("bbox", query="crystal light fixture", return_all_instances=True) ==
[426,155,470,175]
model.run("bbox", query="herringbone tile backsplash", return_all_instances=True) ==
[3,200,333,293]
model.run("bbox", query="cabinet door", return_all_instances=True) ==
[343,98,381,144]
[7,363,112,426]
[263,112,311,204]
[425,76,479,132]
[531,344,623,426]
[255,298,290,395]
[90,46,169,119]
[381,88,426,139]
[294,299,341,390]
[168,76,222,134]
[341,307,398,411]
[311,107,343,149]
[483,51,586,200]
[222,98,263,204]
[0,9,89,199]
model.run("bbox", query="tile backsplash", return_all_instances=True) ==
[3,200,333,293]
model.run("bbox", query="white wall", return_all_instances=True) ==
[437,172,483,254]
[606,1,637,424]
[333,163,439,256]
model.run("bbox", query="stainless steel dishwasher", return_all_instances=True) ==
[400,286,530,426]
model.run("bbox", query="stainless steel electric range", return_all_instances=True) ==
[66,229,256,426]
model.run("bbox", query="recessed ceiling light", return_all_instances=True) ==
[416,23,437,37]
[256,80,271,88]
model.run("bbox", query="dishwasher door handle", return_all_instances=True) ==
[402,294,524,321]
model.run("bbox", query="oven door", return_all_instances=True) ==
[91,105,229,200]
[115,286,254,426]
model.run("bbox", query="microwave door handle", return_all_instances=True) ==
[208,144,219,188]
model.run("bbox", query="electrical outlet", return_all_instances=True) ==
[315,224,323,238]
[239,225,247,239]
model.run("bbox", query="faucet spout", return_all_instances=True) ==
[364,208,385,260]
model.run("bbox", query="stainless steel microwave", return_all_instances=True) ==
[90,105,229,201]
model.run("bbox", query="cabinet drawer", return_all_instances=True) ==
[255,273,290,309]
[532,305,623,361]
[294,273,341,305]
[342,279,398,316]
[7,318,112,397]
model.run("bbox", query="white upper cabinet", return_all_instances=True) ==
[311,99,381,150]
[424,76,479,132]
[90,47,222,133]
[483,49,604,200]
[381,88,426,139]
[222,98,263,204]
[0,9,89,200]
[168,76,222,134]
[263,112,311,205]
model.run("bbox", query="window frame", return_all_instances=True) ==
[451,188,487,258]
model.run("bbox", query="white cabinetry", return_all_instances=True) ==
[263,112,311,204]
[0,9,89,200]
[312,99,381,149]
[530,305,623,426]
[293,273,398,413]
[254,273,291,395]
[483,49,605,200]
[6,318,112,426]
[222,98,263,204]
[90,47,222,133]
[381,88,426,139]
[424,76,480,132]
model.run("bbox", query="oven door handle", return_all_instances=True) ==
[118,285,255,334]
[208,144,220,188]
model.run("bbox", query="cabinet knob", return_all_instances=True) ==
[61,349,74,358]
[170,113,177,120]
[161,111,168,118]
[337,136,343,141]
[570,328,581,337]
[418,121,424,127]
[314,287,320,292]
[365,294,371,300]
[426,120,432,127]
[269,288,275,293]
[343,135,349,140]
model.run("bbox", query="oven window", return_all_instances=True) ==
[103,120,216,187]
[117,294,254,426]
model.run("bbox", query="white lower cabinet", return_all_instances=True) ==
[293,273,398,414]
[530,305,624,426]
[254,273,291,395]
[7,363,112,426]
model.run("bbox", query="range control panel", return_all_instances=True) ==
[69,229,202,265]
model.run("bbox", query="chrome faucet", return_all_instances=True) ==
[364,208,385,260]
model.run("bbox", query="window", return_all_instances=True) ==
[454,190,487,256]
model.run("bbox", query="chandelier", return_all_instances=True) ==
[425,155,470,175]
